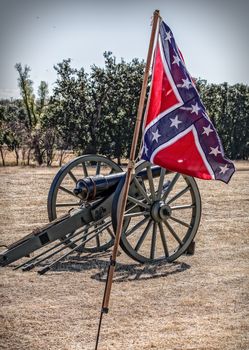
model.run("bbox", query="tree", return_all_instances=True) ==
[15,63,50,165]
[227,84,249,159]
[49,53,145,162]
[47,59,90,154]
[0,99,27,165]
[196,80,249,160]
[0,102,8,166]
[95,54,145,163]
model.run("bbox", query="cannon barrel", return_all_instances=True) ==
[74,166,162,200]
[74,173,123,200]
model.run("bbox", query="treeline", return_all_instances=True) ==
[196,80,249,160]
[0,52,248,166]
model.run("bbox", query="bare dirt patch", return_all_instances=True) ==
[0,162,248,350]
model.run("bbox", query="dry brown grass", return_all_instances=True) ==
[0,162,248,350]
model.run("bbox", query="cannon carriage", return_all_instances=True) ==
[0,154,201,272]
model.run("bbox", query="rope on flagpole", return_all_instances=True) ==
[94,9,161,350]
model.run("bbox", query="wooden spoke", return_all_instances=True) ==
[124,216,150,237]
[171,204,195,211]
[146,166,156,200]
[96,233,100,248]
[156,168,166,200]
[127,195,150,209]
[162,173,180,201]
[125,203,140,213]
[167,185,190,205]
[58,186,76,197]
[96,162,101,175]
[68,170,77,183]
[124,211,150,218]
[158,222,169,257]
[169,216,192,228]
[106,226,115,238]
[134,220,153,252]
[150,222,157,260]
[133,177,151,203]
[164,221,183,246]
[82,162,88,177]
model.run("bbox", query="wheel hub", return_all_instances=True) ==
[150,201,172,222]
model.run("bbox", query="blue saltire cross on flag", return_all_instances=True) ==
[141,20,235,183]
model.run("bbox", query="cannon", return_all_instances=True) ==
[0,154,201,273]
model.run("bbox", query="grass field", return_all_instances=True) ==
[0,162,248,350]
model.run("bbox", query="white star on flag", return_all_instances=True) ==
[170,115,182,129]
[144,143,148,155]
[191,103,201,115]
[152,129,161,143]
[165,31,172,41]
[181,78,192,89]
[172,55,181,66]
[209,146,222,157]
[202,125,214,136]
[219,164,229,174]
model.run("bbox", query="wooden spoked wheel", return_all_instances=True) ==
[47,154,123,252]
[112,161,201,263]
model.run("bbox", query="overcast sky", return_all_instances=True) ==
[0,0,249,99]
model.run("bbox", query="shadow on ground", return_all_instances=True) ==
[46,251,191,282]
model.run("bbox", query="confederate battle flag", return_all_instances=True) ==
[141,20,235,183]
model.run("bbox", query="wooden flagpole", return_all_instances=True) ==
[95,9,160,350]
